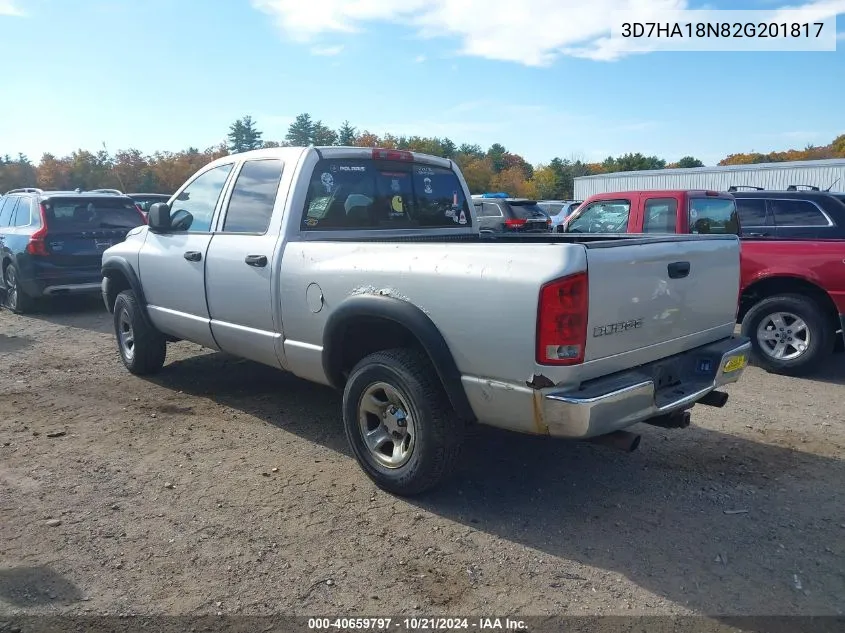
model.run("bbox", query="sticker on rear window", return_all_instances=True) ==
[320,173,334,193]
[423,178,433,194]
[415,166,435,176]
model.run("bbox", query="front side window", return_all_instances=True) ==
[170,163,234,232]
[565,199,631,233]
[735,198,769,227]
[688,197,739,235]
[770,199,829,227]
[222,159,283,233]
[302,159,471,230]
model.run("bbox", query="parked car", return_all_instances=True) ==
[0,188,146,313]
[537,199,582,232]
[471,193,552,232]
[564,189,845,376]
[101,147,750,495]
[128,193,171,214]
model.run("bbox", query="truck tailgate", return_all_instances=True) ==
[584,235,739,363]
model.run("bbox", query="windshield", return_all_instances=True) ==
[510,202,548,220]
[689,197,739,235]
[44,197,145,230]
[303,159,470,230]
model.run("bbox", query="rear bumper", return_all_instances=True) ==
[541,336,751,438]
[461,336,751,439]
[17,259,102,298]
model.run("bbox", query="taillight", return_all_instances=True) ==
[505,218,526,228]
[536,272,589,365]
[26,203,49,256]
[372,148,413,161]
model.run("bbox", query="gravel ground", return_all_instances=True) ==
[1,297,844,622]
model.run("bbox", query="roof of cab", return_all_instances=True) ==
[201,146,454,172]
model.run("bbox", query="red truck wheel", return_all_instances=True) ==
[740,294,834,376]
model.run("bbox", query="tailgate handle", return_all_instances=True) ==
[667,261,690,279]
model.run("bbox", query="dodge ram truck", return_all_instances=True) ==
[101,147,751,495]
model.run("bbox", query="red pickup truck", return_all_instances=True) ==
[563,189,845,376]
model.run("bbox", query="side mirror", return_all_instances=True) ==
[148,202,171,231]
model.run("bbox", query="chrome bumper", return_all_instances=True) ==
[541,337,752,438]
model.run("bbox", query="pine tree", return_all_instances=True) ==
[313,121,338,146]
[337,121,357,146]
[286,113,315,146]
[227,116,263,153]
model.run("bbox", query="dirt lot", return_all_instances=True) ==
[1,297,844,620]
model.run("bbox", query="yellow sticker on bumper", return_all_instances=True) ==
[723,354,747,373]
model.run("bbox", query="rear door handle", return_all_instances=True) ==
[667,261,690,279]
[245,254,268,267]
[183,251,202,262]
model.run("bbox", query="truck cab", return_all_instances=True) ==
[562,190,739,236]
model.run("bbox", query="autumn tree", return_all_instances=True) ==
[227,116,263,153]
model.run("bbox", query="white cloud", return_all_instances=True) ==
[311,44,344,56]
[837,30,845,39]
[251,0,845,65]
[0,0,25,16]
[414,54,427,63]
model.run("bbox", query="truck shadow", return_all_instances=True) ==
[151,353,845,620]
[15,295,112,335]
[0,565,83,607]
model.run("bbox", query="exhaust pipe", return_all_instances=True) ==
[588,430,641,453]
[697,390,729,408]
[644,410,691,429]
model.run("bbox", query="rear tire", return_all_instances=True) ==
[2,263,36,314]
[113,289,166,375]
[342,348,465,496]
[740,294,833,376]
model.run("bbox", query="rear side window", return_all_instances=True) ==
[735,198,768,226]
[479,202,502,217]
[540,203,564,216]
[770,199,829,227]
[43,198,145,231]
[642,198,678,233]
[222,159,283,233]
[302,159,470,230]
[565,200,631,233]
[689,197,739,235]
[0,197,17,227]
[13,197,34,226]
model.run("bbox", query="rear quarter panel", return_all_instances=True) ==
[741,239,845,312]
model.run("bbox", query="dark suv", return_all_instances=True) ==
[471,194,551,233]
[0,188,146,313]
[729,187,845,239]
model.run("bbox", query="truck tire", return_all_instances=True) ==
[342,348,465,496]
[3,263,36,314]
[113,289,167,375]
[740,293,833,377]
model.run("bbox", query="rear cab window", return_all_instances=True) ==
[43,197,146,231]
[302,158,471,230]
[688,196,739,235]
[508,201,548,220]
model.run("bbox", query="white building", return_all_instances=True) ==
[573,158,845,199]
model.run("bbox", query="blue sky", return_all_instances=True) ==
[0,0,843,166]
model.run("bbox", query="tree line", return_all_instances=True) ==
[2,113,843,199]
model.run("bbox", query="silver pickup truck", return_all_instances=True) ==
[101,146,751,495]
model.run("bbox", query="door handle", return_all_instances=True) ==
[245,254,268,267]
[667,261,691,279]
[183,251,202,262]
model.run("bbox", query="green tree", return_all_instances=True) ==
[227,115,263,153]
[313,121,338,146]
[337,121,357,145]
[486,143,508,172]
[676,156,704,168]
[458,143,483,158]
[286,113,315,146]
[440,138,457,158]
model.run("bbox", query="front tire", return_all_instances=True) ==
[113,290,166,375]
[740,294,833,376]
[342,348,465,496]
[3,263,36,314]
